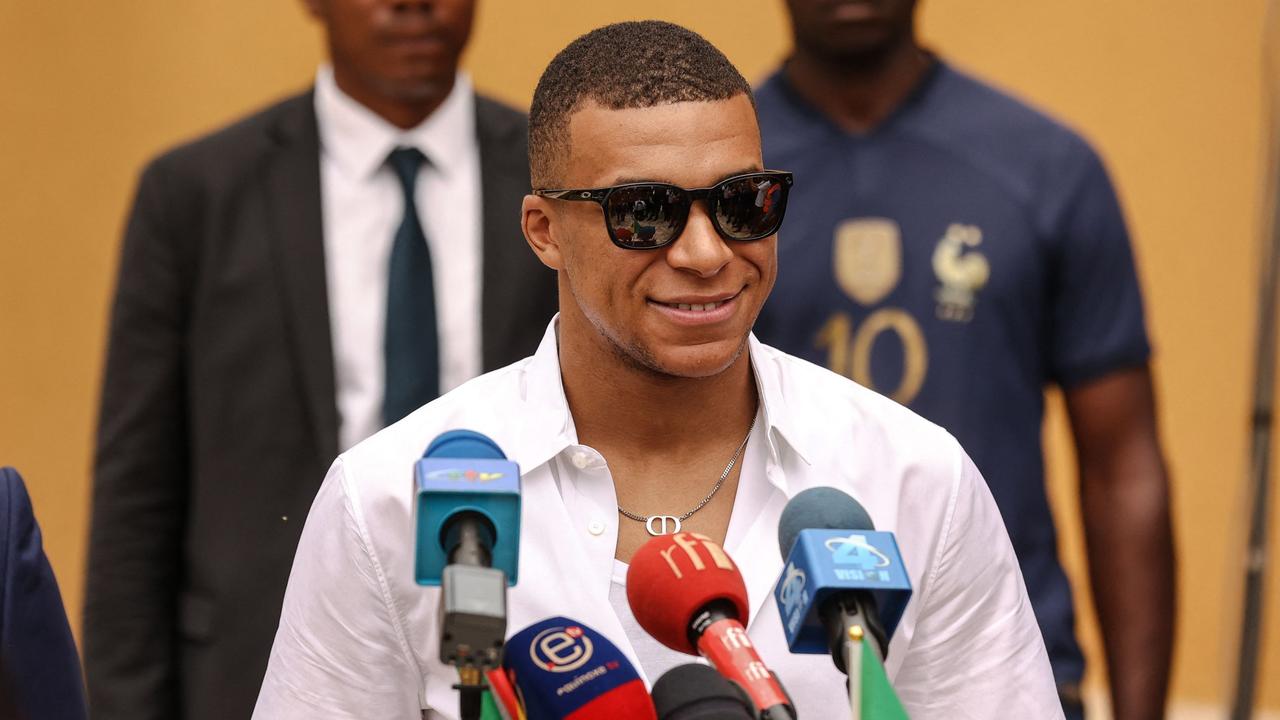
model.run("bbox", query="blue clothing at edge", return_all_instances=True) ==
[1,466,88,720]
[754,61,1152,686]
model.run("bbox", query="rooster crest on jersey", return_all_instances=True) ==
[932,223,990,322]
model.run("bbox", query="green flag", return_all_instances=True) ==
[849,631,910,719]
[479,690,505,720]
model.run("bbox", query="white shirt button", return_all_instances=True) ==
[572,452,591,469]
[588,520,606,536]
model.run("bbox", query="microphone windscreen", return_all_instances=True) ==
[425,429,507,459]
[626,533,749,655]
[777,486,874,558]
[652,664,754,720]
[501,617,655,720]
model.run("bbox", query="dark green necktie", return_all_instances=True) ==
[383,146,439,426]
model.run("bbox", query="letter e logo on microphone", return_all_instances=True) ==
[530,626,594,673]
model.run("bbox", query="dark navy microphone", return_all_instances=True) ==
[414,430,522,719]
[774,487,911,670]
[652,664,754,720]
[501,617,656,720]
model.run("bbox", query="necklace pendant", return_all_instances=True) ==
[645,515,682,536]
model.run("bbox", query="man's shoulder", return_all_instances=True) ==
[473,91,529,148]
[143,89,315,179]
[338,356,540,488]
[474,92,526,126]
[918,63,1102,171]
[752,342,960,463]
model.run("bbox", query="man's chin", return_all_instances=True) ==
[639,337,751,381]
[381,72,454,103]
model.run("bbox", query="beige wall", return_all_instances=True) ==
[0,0,1275,712]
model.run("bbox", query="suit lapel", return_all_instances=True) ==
[262,92,339,462]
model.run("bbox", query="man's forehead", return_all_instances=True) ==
[562,95,761,186]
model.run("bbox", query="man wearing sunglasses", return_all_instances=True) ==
[752,3,1175,719]
[255,20,1062,719]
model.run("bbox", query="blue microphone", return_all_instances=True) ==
[773,487,911,670]
[414,429,521,585]
[501,617,656,720]
[414,429,522,717]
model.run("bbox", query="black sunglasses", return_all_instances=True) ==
[534,170,794,250]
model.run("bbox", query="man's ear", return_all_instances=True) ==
[522,195,565,271]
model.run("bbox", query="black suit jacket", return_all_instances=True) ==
[84,90,556,720]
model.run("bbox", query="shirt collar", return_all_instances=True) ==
[313,64,477,182]
[746,334,815,478]
[509,320,814,487]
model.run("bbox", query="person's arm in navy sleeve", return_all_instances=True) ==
[83,157,193,720]
[1048,146,1175,720]
[2,467,88,720]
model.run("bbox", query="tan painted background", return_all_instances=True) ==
[0,1,1276,714]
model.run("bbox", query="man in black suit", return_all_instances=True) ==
[83,2,556,718]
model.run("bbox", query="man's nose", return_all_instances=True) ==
[665,203,732,277]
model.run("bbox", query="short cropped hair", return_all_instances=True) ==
[528,20,755,188]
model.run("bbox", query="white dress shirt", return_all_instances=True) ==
[315,65,484,451]
[254,319,1063,720]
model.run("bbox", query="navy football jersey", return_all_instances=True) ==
[755,62,1151,686]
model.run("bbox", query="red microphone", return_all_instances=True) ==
[627,532,796,720]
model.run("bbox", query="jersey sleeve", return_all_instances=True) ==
[1044,143,1151,388]
[253,458,425,719]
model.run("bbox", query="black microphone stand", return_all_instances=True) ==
[439,513,507,720]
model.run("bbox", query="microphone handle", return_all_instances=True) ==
[447,513,494,567]
[690,603,795,720]
[822,592,887,673]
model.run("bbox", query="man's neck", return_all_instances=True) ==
[331,67,453,130]
[783,41,933,134]
[557,332,759,460]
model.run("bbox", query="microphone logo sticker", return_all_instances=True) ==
[827,533,894,582]
[657,532,737,580]
[425,468,504,483]
[777,562,808,635]
[530,625,594,673]
[720,625,753,651]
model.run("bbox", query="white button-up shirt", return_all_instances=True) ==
[315,66,484,451]
[254,320,1062,720]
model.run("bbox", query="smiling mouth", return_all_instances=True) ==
[664,300,725,312]
[652,288,743,313]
